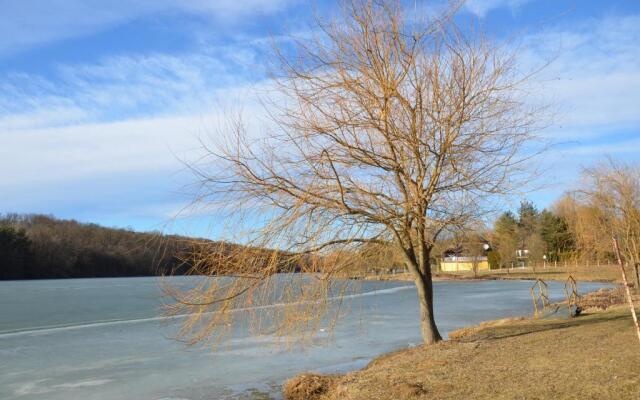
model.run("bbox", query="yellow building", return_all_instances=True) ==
[439,256,490,272]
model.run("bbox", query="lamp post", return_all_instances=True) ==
[481,243,490,271]
[543,254,547,269]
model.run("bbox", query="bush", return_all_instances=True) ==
[487,250,501,270]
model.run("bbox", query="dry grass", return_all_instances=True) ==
[364,272,467,282]
[282,374,340,400]
[284,304,640,400]
[368,264,636,285]
[477,264,628,284]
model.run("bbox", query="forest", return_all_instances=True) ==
[0,214,303,280]
[0,214,197,280]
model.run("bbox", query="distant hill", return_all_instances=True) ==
[0,214,306,280]
[0,214,199,280]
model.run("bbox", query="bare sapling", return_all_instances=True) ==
[613,236,640,344]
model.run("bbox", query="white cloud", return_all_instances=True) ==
[0,45,269,133]
[0,104,270,188]
[0,107,88,131]
[1,115,197,186]
[520,14,640,137]
[464,0,532,18]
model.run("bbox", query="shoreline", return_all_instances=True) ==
[359,266,625,285]
[283,286,636,400]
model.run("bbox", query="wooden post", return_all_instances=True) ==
[613,237,640,344]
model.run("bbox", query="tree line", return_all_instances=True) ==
[0,214,196,280]
[345,159,640,274]
[490,201,574,268]
[490,159,640,271]
[0,214,307,280]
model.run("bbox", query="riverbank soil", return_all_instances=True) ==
[284,302,640,400]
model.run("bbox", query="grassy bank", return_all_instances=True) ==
[366,264,637,284]
[477,264,632,284]
[284,292,640,400]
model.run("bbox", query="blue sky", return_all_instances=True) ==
[1,0,639,237]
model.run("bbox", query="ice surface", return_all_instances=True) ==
[0,277,612,400]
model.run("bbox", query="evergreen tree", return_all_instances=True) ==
[538,210,574,261]
[517,201,539,246]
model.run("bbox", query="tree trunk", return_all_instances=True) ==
[413,262,442,344]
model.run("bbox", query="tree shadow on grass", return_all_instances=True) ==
[455,309,633,342]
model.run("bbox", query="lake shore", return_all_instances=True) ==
[362,264,630,284]
[283,287,639,400]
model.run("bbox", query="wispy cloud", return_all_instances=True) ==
[464,0,532,18]
[522,14,640,136]
[0,44,270,133]
[0,0,298,55]
[514,13,640,201]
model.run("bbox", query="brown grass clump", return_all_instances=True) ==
[282,374,338,400]
[579,287,627,310]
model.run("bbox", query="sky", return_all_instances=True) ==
[1,0,639,238]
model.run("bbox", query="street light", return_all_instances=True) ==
[543,254,547,269]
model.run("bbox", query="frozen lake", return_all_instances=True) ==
[0,276,612,399]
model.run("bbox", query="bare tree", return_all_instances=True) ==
[168,0,541,345]
[579,160,640,343]
[555,194,610,264]
[581,160,640,287]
